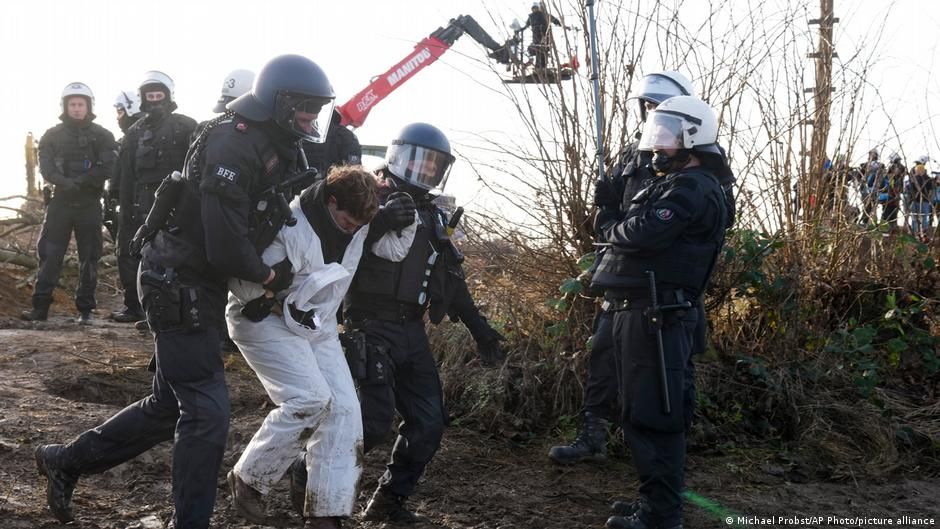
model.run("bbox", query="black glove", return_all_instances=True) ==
[288,303,318,330]
[595,178,624,208]
[477,326,507,366]
[264,258,294,293]
[128,224,154,259]
[383,192,417,230]
[593,206,621,235]
[241,295,277,322]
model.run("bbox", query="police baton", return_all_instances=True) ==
[644,270,692,415]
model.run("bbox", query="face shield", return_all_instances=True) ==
[638,111,694,151]
[385,143,455,192]
[274,90,336,143]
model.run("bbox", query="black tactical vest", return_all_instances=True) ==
[348,207,435,312]
[592,167,727,293]
[134,114,195,185]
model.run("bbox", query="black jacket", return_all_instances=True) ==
[39,117,116,205]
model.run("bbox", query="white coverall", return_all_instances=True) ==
[225,198,414,517]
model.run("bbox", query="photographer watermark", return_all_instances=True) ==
[724,514,936,526]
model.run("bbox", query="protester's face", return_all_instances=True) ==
[67,97,88,120]
[327,196,366,234]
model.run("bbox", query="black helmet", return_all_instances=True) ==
[385,122,456,193]
[228,54,335,143]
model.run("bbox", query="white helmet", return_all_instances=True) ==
[114,90,142,117]
[61,82,95,114]
[638,95,719,154]
[915,155,930,165]
[138,70,176,103]
[888,152,901,164]
[631,71,694,121]
[213,69,255,113]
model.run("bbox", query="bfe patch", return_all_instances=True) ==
[212,164,239,183]
[655,208,674,221]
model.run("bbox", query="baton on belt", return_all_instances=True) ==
[645,270,693,414]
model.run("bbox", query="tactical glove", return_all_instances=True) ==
[264,258,294,293]
[477,326,507,366]
[593,178,621,208]
[241,295,277,322]
[593,206,621,235]
[383,192,417,230]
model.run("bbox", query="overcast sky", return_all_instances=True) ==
[1,0,939,216]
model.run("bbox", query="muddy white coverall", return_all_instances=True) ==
[225,199,413,517]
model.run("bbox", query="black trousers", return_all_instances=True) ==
[57,276,230,529]
[115,215,142,312]
[33,198,102,312]
[582,310,619,419]
[358,318,446,498]
[612,304,698,529]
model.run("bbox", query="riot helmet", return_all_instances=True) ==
[138,70,176,114]
[888,152,901,164]
[630,71,694,122]
[114,90,142,117]
[638,96,719,173]
[61,82,95,119]
[384,122,455,194]
[228,54,335,143]
[213,69,255,113]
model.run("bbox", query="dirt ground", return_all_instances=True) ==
[0,265,939,529]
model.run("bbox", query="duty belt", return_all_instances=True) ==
[347,303,426,323]
[601,288,688,312]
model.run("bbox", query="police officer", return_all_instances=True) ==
[21,83,116,324]
[105,90,145,247]
[592,96,729,529]
[34,54,335,529]
[302,108,362,177]
[550,71,695,465]
[343,123,503,523]
[110,71,197,323]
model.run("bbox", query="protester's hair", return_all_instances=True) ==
[325,165,379,222]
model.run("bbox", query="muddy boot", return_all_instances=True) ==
[135,319,150,332]
[547,412,609,464]
[289,456,307,517]
[227,470,266,523]
[362,487,420,524]
[21,307,49,322]
[610,498,648,517]
[111,306,144,323]
[35,444,78,523]
[78,311,92,326]
[305,516,343,529]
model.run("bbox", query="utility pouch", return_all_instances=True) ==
[340,328,368,381]
[364,343,390,386]
[140,267,182,332]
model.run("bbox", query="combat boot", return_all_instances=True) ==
[78,311,92,326]
[607,507,682,529]
[21,307,49,321]
[611,498,648,516]
[35,444,78,523]
[111,306,144,323]
[227,470,266,523]
[362,487,421,524]
[547,412,609,464]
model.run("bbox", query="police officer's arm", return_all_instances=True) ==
[37,128,69,187]
[79,128,117,189]
[108,144,123,199]
[199,137,271,284]
[603,174,705,254]
[337,127,362,165]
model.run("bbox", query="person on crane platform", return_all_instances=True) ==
[519,1,562,69]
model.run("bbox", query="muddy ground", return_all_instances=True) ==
[0,266,938,529]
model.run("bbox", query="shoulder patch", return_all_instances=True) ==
[236,122,248,132]
[265,154,279,174]
[211,164,240,183]
[655,208,674,221]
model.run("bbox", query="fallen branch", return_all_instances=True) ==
[0,249,38,269]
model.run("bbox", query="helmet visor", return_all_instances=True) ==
[638,112,687,151]
[631,74,690,105]
[275,90,335,143]
[386,143,455,192]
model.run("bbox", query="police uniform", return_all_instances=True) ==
[593,165,728,529]
[346,194,486,500]
[114,111,196,316]
[32,115,116,315]
[49,114,301,529]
